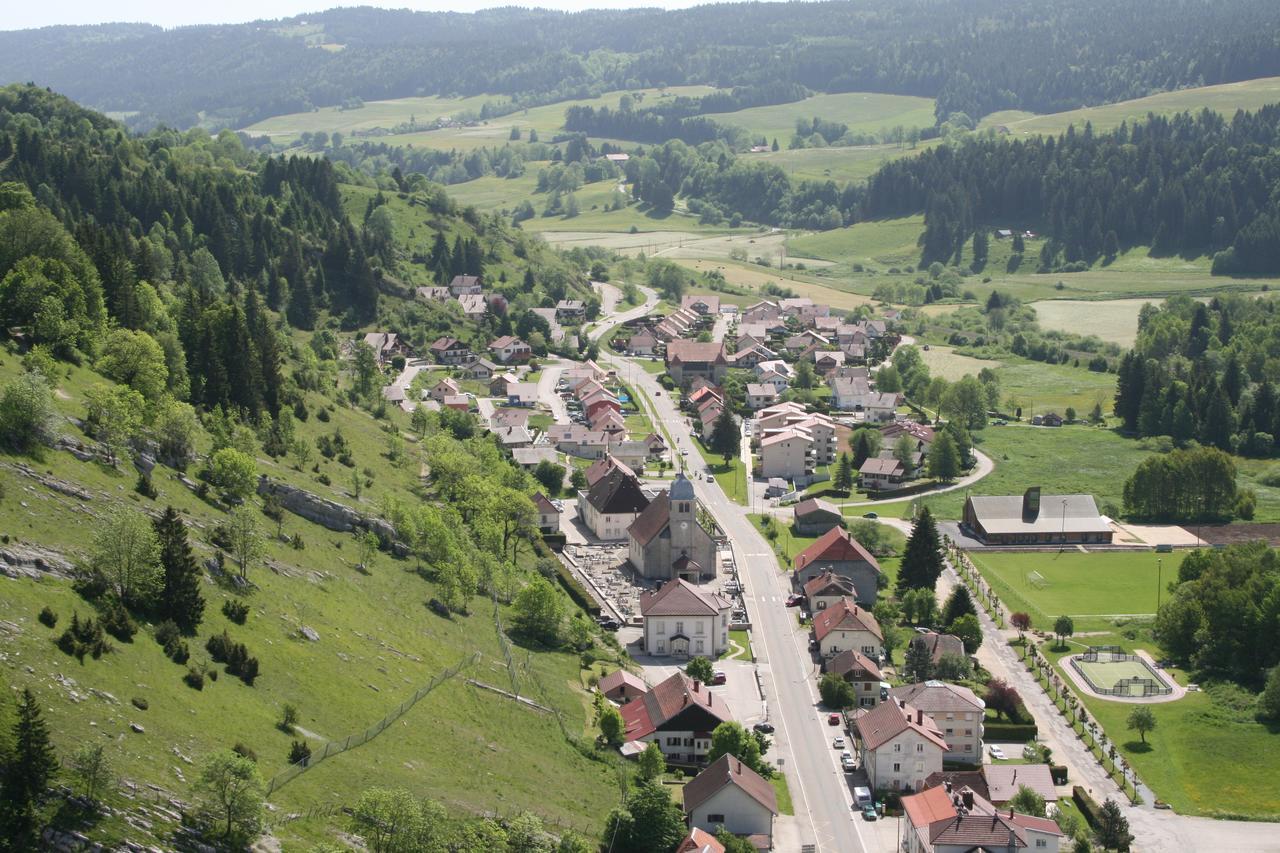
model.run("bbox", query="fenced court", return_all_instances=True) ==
[1070,647,1173,698]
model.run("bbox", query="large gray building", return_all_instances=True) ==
[627,474,718,581]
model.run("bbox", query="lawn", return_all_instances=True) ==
[770,774,795,815]
[919,425,1153,521]
[993,357,1117,418]
[727,629,753,661]
[968,551,1174,633]
[1040,633,1280,820]
[704,91,936,143]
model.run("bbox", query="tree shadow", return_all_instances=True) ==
[1123,740,1153,754]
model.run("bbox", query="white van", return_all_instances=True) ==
[853,787,873,807]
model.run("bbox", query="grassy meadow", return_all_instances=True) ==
[980,75,1280,137]
[705,92,936,142]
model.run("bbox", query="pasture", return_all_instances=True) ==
[671,259,875,311]
[917,345,999,382]
[747,142,935,183]
[981,75,1280,137]
[704,92,936,142]
[967,550,1172,632]
[245,85,717,148]
[787,216,925,268]
[1029,299,1154,346]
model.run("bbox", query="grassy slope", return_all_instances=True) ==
[246,86,717,150]
[979,76,1280,137]
[704,92,936,142]
[0,353,619,848]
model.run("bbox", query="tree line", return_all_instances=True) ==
[3,1,1278,130]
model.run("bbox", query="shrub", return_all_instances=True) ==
[222,599,249,625]
[100,600,137,642]
[56,612,112,662]
[155,619,190,663]
[37,606,57,628]
[207,630,261,685]
[135,470,157,499]
[279,704,298,734]
[183,666,205,690]
[232,742,258,763]
[288,740,312,766]
[132,696,149,711]
[1072,786,1103,828]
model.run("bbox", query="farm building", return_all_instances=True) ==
[792,498,844,536]
[962,487,1113,545]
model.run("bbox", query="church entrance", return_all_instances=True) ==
[670,635,690,657]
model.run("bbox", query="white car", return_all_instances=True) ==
[988,745,1007,761]
[832,735,845,749]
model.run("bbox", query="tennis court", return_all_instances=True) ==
[1076,658,1155,689]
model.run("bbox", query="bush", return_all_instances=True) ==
[232,742,257,763]
[183,666,205,690]
[207,630,261,685]
[131,696,148,710]
[222,599,249,625]
[56,612,112,662]
[155,619,190,664]
[99,600,136,642]
[135,470,157,499]
[37,606,57,628]
[288,740,312,766]
[1072,786,1103,828]
[983,722,1038,741]
[1051,765,1069,785]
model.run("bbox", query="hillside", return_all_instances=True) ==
[0,85,622,849]
[2,0,1278,130]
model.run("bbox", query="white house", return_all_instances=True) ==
[683,755,779,848]
[578,468,651,540]
[889,681,985,765]
[854,698,949,792]
[619,672,733,765]
[812,597,883,660]
[641,578,733,659]
[901,784,1064,853]
[745,383,779,410]
[758,429,814,480]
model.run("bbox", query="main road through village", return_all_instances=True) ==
[584,282,1280,853]
[589,285,873,853]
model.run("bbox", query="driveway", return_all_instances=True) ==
[536,359,572,424]
[387,358,431,413]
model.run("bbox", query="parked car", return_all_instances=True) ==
[861,804,878,821]
[711,670,727,685]
[854,787,873,807]
[706,473,715,483]
[808,639,819,651]
[785,594,804,607]
[680,449,689,456]
[988,745,1007,760]
[841,752,856,772]
[753,721,775,734]
[832,735,845,749]
[828,713,842,726]
[862,511,878,519]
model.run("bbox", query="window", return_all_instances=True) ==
[675,621,684,635]
[893,743,902,753]
[1036,841,1047,849]
[945,728,954,735]
[667,737,680,746]
[657,621,666,635]
[696,622,705,635]
[916,743,924,753]
[708,814,725,824]
[656,642,665,653]
[695,640,704,654]
[893,763,901,772]
[965,729,973,736]
[946,713,954,720]
[964,745,972,752]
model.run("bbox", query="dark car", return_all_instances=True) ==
[863,511,878,519]
[753,721,775,734]
[711,670,727,685]
[598,618,621,631]
[785,594,804,607]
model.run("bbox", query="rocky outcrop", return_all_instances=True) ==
[256,477,400,548]
[0,542,76,579]
[3,462,93,501]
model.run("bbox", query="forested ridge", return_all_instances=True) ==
[1,0,1277,130]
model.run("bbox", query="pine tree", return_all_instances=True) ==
[709,409,740,465]
[155,506,205,634]
[4,688,58,820]
[896,507,944,597]
[903,637,933,682]
[833,453,854,492]
[940,584,976,628]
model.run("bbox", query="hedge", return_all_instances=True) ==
[554,562,601,617]
[983,721,1038,741]
[1073,785,1103,829]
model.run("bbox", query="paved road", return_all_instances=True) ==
[535,359,571,424]
[590,283,873,853]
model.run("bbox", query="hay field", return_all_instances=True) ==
[705,92,936,142]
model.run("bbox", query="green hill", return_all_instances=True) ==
[0,84,623,849]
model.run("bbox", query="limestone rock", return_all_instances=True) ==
[300,626,320,642]
[130,723,145,733]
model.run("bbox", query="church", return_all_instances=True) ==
[627,473,719,581]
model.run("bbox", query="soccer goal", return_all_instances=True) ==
[1026,570,1050,589]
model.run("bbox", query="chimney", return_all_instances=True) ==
[916,709,923,725]
[693,680,700,692]
[962,789,974,810]
[944,781,952,794]
[1009,808,1015,819]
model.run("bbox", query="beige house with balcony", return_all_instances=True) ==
[890,681,985,765]
[758,429,814,480]
[855,698,949,792]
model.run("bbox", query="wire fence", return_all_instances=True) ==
[264,651,480,797]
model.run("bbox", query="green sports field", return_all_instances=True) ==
[1074,656,1163,693]
[967,550,1178,632]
